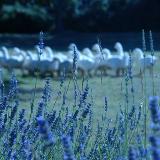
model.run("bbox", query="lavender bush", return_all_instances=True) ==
[0,30,159,159]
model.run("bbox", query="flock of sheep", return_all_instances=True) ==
[0,42,158,77]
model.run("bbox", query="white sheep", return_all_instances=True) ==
[133,48,157,75]
[1,47,25,72]
[97,42,129,76]
[82,48,95,59]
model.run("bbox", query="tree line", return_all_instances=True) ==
[0,0,160,33]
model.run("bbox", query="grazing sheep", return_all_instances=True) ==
[133,48,157,75]
[93,48,111,76]
[1,47,25,72]
[82,48,95,59]
[22,50,39,75]
[113,42,129,76]
[0,49,6,68]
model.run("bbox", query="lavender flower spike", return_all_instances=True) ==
[149,96,160,131]
[149,96,160,160]
[128,147,137,160]
[149,136,160,160]
[38,31,44,55]
[37,116,55,149]
[62,135,76,160]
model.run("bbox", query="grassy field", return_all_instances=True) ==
[2,51,160,123]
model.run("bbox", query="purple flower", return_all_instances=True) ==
[38,31,44,55]
[128,147,137,160]
[37,116,55,149]
[81,103,90,119]
[79,82,89,107]
[61,135,76,160]
[47,111,56,125]
[42,78,51,103]
[150,136,160,147]
[9,127,17,148]
[149,96,160,131]
[8,73,18,99]
[151,147,160,160]
[0,78,4,98]
[128,53,133,79]
[149,30,154,57]
[149,96,160,160]
[73,45,78,74]
[10,100,18,122]
[0,114,5,132]
[18,109,26,129]
[104,96,108,112]
[142,29,146,52]
[37,100,44,117]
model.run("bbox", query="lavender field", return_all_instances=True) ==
[0,31,160,160]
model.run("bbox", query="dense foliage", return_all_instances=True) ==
[0,0,160,33]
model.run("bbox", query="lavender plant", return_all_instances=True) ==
[0,31,159,160]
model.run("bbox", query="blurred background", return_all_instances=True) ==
[0,0,160,50]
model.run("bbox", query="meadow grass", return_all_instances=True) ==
[3,51,160,121]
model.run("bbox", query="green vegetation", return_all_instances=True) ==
[0,0,160,32]
[2,51,160,122]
